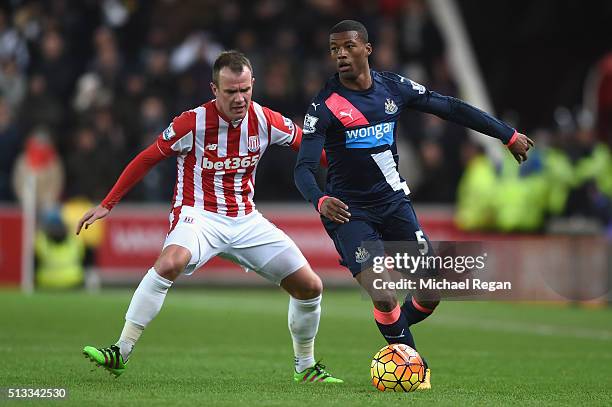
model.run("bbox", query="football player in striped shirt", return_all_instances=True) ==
[78,51,342,384]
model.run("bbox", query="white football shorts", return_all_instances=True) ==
[162,206,307,284]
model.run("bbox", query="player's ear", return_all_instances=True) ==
[365,43,372,56]
[210,81,218,97]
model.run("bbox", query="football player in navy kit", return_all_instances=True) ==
[294,20,533,389]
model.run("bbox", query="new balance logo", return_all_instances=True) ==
[201,155,260,170]
[205,144,217,151]
[339,109,354,120]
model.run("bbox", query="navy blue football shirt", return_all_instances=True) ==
[294,70,515,208]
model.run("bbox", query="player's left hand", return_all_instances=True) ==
[507,132,534,164]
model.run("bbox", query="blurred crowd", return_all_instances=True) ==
[456,108,612,233]
[0,0,610,234]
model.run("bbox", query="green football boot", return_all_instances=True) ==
[294,362,344,383]
[83,345,127,377]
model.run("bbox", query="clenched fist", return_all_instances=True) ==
[508,132,535,164]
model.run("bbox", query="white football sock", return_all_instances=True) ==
[116,321,143,361]
[117,268,173,360]
[288,294,321,372]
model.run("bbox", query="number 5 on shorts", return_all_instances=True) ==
[415,230,428,255]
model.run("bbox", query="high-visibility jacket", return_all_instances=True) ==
[455,155,497,230]
[494,152,548,232]
[35,232,84,288]
[575,143,612,198]
[543,148,574,215]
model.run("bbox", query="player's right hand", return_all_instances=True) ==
[319,197,351,224]
[76,205,110,235]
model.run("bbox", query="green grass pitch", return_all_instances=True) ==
[1,289,611,406]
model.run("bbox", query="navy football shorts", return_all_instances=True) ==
[322,197,434,277]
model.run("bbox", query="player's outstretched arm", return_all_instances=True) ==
[395,74,534,163]
[437,95,537,163]
[76,205,109,235]
[414,92,535,163]
[75,111,194,235]
[74,142,166,235]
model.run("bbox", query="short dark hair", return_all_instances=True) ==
[212,50,253,85]
[330,20,369,43]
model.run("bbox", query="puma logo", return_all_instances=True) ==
[339,109,354,120]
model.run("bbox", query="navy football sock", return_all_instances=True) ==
[373,305,417,349]
[401,296,434,326]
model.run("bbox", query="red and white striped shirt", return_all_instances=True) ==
[157,100,302,219]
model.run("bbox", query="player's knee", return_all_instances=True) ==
[286,272,322,300]
[368,285,397,312]
[154,248,191,281]
[307,274,323,297]
[281,264,323,299]
[295,274,322,299]
[372,295,398,313]
[154,258,184,281]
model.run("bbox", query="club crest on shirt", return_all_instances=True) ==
[162,123,175,140]
[303,114,318,134]
[248,135,260,152]
[384,98,398,115]
[355,246,371,264]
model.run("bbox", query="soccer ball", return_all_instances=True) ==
[370,344,425,392]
